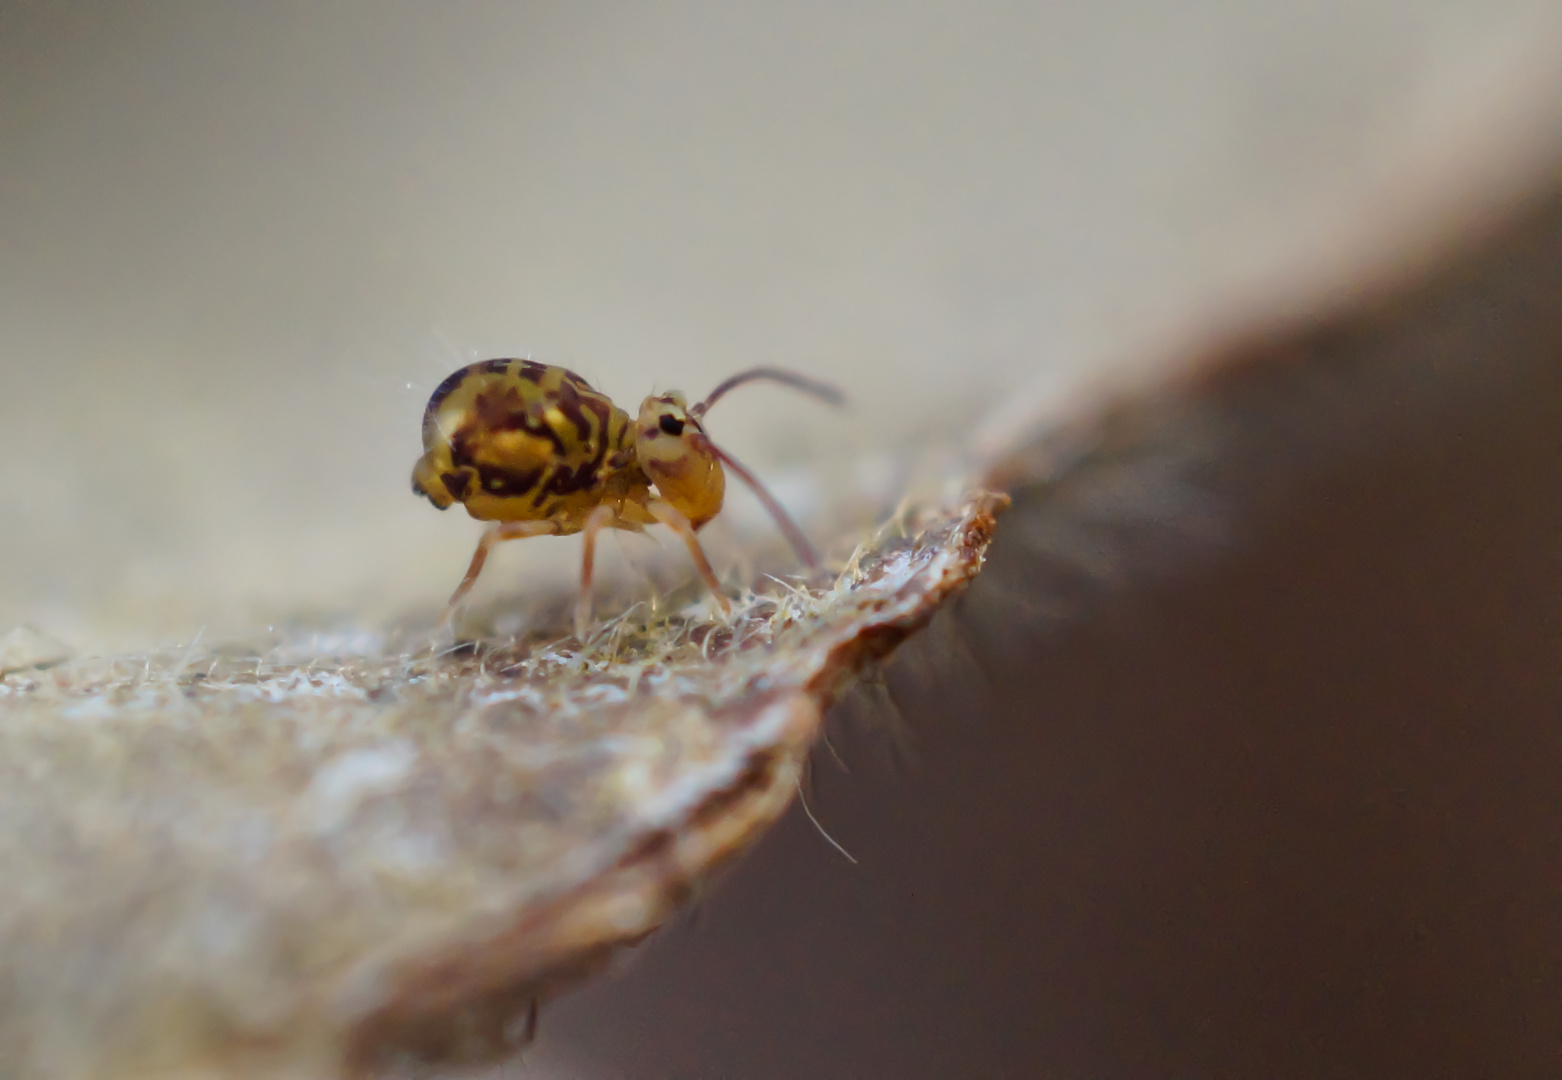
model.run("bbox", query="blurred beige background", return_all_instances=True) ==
[2,0,1560,648]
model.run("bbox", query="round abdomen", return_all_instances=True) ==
[410,360,638,526]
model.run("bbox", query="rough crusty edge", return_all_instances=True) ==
[342,492,1007,1075]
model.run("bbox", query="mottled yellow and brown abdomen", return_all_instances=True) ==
[411,360,649,531]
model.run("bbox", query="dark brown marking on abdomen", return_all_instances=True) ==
[477,465,545,498]
[552,380,595,442]
[424,366,474,421]
[517,359,553,383]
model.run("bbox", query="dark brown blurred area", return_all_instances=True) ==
[538,188,1562,1076]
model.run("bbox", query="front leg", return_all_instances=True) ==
[442,519,558,625]
[648,499,733,615]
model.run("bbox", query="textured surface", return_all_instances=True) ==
[0,491,1001,1079]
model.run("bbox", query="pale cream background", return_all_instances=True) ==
[1,0,1559,649]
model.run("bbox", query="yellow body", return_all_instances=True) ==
[411,360,724,533]
[630,392,725,528]
[413,358,835,636]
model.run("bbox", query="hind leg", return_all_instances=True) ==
[575,504,618,640]
[441,520,558,624]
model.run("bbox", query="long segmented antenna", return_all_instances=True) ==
[694,433,821,568]
[692,367,845,417]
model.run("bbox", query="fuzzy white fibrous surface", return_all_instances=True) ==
[0,481,1004,1079]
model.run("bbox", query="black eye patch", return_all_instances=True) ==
[659,414,686,436]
